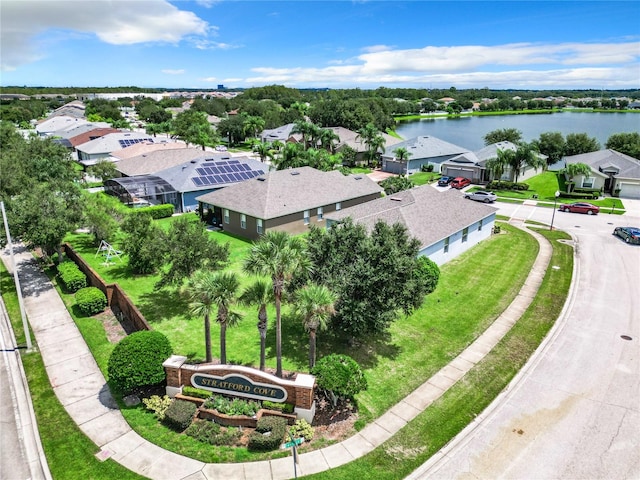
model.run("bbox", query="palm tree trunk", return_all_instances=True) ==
[275,293,282,378]
[309,329,317,371]
[258,306,267,371]
[220,323,227,364]
[204,314,212,363]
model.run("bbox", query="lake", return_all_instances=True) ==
[394,111,640,151]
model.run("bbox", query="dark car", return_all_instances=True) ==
[613,226,640,244]
[438,176,454,186]
[450,177,471,189]
[559,202,600,215]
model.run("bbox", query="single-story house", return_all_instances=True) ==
[110,140,189,165]
[325,185,497,266]
[75,132,154,166]
[114,147,208,177]
[381,136,470,175]
[105,153,267,213]
[260,123,297,144]
[35,116,88,136]
[563,149,640,199]
[441,141,547,184]
[195,166,383,240]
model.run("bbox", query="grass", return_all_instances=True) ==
[0,265,146,480]
[409,171,438,186]
[306,226,573,479]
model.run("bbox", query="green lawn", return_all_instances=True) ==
[409,172,439,186]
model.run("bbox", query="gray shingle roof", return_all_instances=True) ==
[382,136,470,160]
[565,149,640,180]
[75,132,153,155]
[325,185,496,248]
[115,146,203,176]
[196,166,383,219]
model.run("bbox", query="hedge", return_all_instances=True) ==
[130,204,174,219]
[75,287,107,316]
[559,191,598,200]
[248,416,287,451]
[57,261,87,293]
[486,180,530,191]
[182,386,212,400]
[163,399,196,431]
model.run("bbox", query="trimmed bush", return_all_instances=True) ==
[75,287,107,316]
[142,395,172,420]
[312,354,368,406]
[130,204,174,219]
[182,386,212,400]
[486,180,530,191]
[248,416,287,451]
[163,399,196,431]
[107,331,172,393]
[57,261,87,292]
[262,401,295,414]
[185,420,242,446]
[203,395,261,416]
[289,419,314,441]
[559,191,598,200]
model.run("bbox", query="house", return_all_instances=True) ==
[114,146,206,176]
[260,123,297,144]
[381,136,470,175]
[35,116,88,136]
[106,153,267,213]
[563,149,640,199]
[441,141,547,184]
[321,126,401,163]
[325,185,497,266]
[195,167,383,240]
[75,132,154,166]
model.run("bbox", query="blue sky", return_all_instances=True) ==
[2,1,639,90]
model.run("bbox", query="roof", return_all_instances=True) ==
[382,136,470,161]
[196,166,383,219]
[53,122,112,139]
[111,139,188,161]
[325,126,402,153]
[35,116,87,134]
[75,132,154,155]
[261,123,296,143]
[325,185,496,249]
[154,155,267,193]
[565,149,640,180]
[68,128,120,147]
[116,147,212,176]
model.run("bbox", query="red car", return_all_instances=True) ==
[450,177,471,189]
[559,202,599,215]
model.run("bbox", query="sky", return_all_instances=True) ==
[1,0,639,90]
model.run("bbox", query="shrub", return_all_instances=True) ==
[415,256,440,295]
[75,287,107,316]
[131,204,174,219]
[203,395,261,416]
[57,261,87,292]
[185,420,242,446]
[182,386,212,399]
[248,416,287,451]
[486,180,529,191]
[163,399,196,431]
[312,354,368,406]
[107,331,172,393]
[142,395,172,420]
[262,401,295,414]
[289,419,314,441]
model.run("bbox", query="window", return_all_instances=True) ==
[462,227,469,243]
[478,218,483,231]
[240,214,246,229]
[582,177,595,188]
[256,219,263,235]
[317,207,323,220]
[303,210,310,225]
[336,202,342,211]
[444,236,450,253]
[223,209,229,224]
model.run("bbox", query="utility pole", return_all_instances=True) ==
[1,201,33,350]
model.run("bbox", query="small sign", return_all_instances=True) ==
[284,437,304,448]
[191,372,288,402]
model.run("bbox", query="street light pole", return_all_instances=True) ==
[550,190,560,231]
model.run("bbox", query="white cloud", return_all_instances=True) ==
[0,0,209,71]
[192,39,239,50]
[200,77,217,82]
[162,69,185,75]
[195,0,219,8]
[361,44,394,53]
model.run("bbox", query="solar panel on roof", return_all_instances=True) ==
[202,162,215,168]
[239,164,250,171]
[229,160,240,164]
[235,173,245,181]
[192,177,203,186]
[196,168,207,175]
[219,174,230,182]
[205,175,215,184]
[228,164,238,172]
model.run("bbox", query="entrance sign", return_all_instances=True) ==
[192,372,288,402]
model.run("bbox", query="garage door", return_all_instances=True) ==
[444,167,474,179]
[619,182,640,199]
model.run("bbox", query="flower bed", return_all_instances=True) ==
[197,407,296,427]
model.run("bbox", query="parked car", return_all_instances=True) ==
[464,191,497,203]
[559,202,600,215]
[613,226,640,244]
[450,177,471,189]
[438,176,454,186]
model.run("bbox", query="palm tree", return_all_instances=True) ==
[239,279,273,371]
[292,120,316,150]
[560,162,592,193]
[186,270,217,363]
[394,146,412,175]
[273,142,304,170]
[368,134,387,168]
[243,231,313,378]
[485,156,507,181]
[253,141,275,164]
[319,128,340,153]
[496,148,517,181]
[294,283,337,370]
[243,115,265,140]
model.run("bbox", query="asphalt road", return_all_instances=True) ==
[408,201,640,479]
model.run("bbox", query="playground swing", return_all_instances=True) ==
[95,240,122,265]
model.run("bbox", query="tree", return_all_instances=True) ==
[272,142,304,170]
[311,354,367,407]
[88,159,118,183]
[120,212,165,274]
[253,142,275,164]
[606,132,640,160]
[210,271,243,364]
[243,115,265,139]
[560,162,592,193]
[172,110,217,149]
[484,156,507,181]
[484,128,523,146]
[239,279,273,371]
[243,231,313,378]
[379,175,413,195]
[533,132,566,166]
[564,133,600,157]
[82,192,123,246]
[293,283,337,370]
[319,128,340,153]
[158,216,229,287]
[292,120,320,150]
[394,146,412,163]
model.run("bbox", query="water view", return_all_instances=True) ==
[395,111,640,151]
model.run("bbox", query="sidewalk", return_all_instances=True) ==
[1,222,552,480]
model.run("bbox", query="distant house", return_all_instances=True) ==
[563,149,640,199]
[106,153,267,212]
[114,147,207,177]
[195,166,383,240]
[35,116,88,136]
[441,141,547,184]
[381,136,470,175]
[260,123,297,144]
[325,185,497,265]
[320,126,401,163]
[75,132,154,166]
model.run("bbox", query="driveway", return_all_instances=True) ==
[408,202,640,479]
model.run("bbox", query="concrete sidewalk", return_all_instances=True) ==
[1,221,552,480]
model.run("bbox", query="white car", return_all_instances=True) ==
[464,191,497,203]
